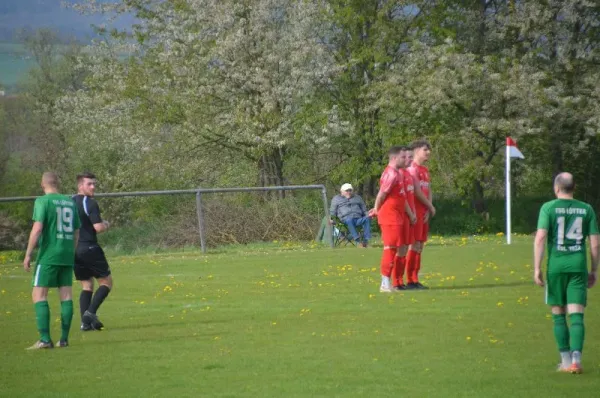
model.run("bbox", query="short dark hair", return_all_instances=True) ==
[42,172,60,188]
[388,146,406,156]
[411,140,431,150]
[77,172,96,184]
[554,173,575,194]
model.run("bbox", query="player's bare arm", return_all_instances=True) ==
[370,190,388,216]
[412,177,434,217]
[428,181,435,218]
[93,220,110,234]
[405,201,416,225]
[588,234,599,288]
[533,228,547,287]
[23,221,44,272]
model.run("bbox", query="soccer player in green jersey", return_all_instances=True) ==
[23,172,81,349]
[534,172,599,374]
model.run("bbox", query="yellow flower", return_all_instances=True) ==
[466,336,471,341]
[497,302,504,307]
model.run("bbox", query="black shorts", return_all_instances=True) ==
[75,244,111,280]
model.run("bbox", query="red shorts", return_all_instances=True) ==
[380,224,403,247]
[403,215,415,246]
[414,215,429,242]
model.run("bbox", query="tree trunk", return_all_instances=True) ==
[257,147,286,198]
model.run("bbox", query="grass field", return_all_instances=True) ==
[1,235,600,397]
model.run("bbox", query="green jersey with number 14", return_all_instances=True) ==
[537,199,599,273]
[32,193,81,267]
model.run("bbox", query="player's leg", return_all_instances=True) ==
[566,272,588,373]
[82,246,113,328]
[75,247,94,324]
[407,218,429,289]
[393,244,408,290]
[57,268,74,347]
[379,225,398,293]
[406,215,422,288]
[546,273,571,371]
[27,264,55,349]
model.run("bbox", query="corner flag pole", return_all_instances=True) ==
[506,142,511,245]
[505,137,525,245]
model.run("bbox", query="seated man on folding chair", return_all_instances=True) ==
[329,183,372,247]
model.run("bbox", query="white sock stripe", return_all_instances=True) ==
[33,265,42,287]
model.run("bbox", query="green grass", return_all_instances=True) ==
[1,235,599,397]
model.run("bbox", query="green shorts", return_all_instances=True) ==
[546,272,587,307]
[32,264,73,288]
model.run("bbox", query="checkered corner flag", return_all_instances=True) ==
[505,137,525,245]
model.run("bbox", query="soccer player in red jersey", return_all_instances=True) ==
[406,140,436,289]
[392,146,417,290]
[369,146,407,293]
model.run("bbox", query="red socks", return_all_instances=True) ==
[392,256,406,286]
[380,248,396,278]
[413,252,422,282]
[406,250,419,284]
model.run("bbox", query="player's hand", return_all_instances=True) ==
[429,206,436,217]
[368,208,377,218]
[588,272,597,288]
[423,212,430,223]
[409,213,417,225]
[534,269,544,287]
[23,255,31,272]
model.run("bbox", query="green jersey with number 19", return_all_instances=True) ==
[32,193,81,267]
[537,199,599,273]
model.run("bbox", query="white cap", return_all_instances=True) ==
[340,183,353,191]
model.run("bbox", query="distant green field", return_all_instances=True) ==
[1,236,600,397]
[0,42,34,89]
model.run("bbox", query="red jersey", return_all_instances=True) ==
[377,165,405,225]
[401,168,415,213]
[408,162,430,215]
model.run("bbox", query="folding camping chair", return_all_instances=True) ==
[331,216,362,247]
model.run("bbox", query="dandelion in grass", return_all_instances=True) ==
[497,302,504,307]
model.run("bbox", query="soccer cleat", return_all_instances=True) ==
[556,363,571,373]
[394,285,407,291]
[81,322,93,331]
[92,318,104,330]
[569,363,583,374]
[405,283,418,289]
[82,310,104,330]
[26,340,54,350]
[57,340,69,348]
[379,285,393,293]
[414,282,429,290]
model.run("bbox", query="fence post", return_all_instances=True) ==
[196,191,207,254]
[320,187,334,248]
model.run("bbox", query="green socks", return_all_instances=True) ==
[569,313,584,353]
[552,313,570,352]
[34,301,51,343]
[60,300,74,342]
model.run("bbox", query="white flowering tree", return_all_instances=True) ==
[59,0,344,190]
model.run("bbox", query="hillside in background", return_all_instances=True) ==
[0,0,133,90]
[0,0,107,41]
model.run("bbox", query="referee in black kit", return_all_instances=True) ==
[73,172,112,331]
